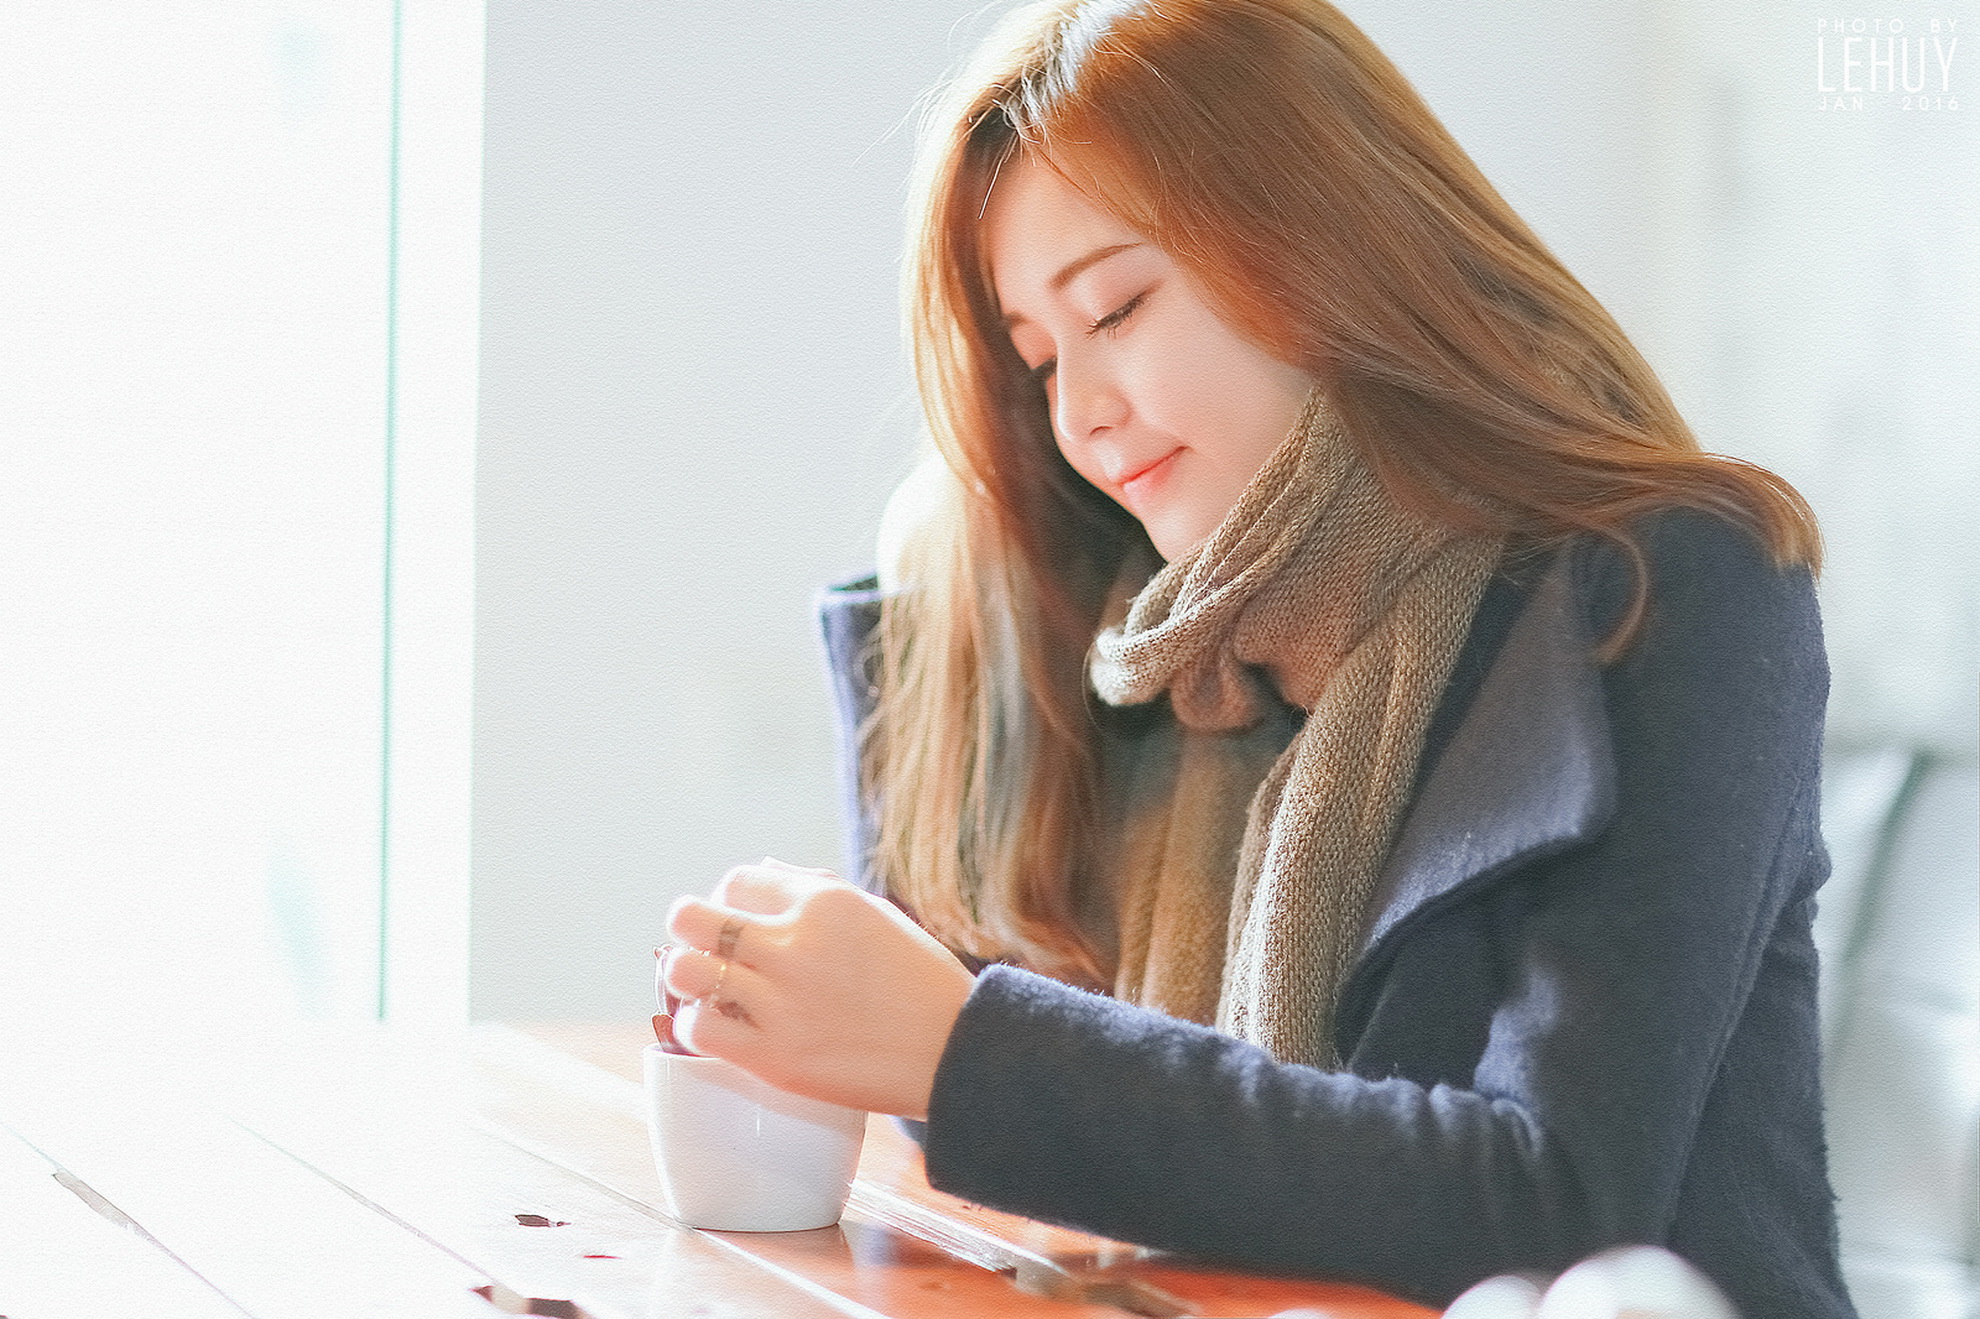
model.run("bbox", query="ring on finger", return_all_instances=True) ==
[704,956,753,1025]
[717,916,743,961]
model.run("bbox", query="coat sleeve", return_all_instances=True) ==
[906,513,1833,1306]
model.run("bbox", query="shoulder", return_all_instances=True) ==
[1563,507,1824,681]
[1549,508,1828,791]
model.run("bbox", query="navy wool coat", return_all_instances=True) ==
[816,510,1856,1318]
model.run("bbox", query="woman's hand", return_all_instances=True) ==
[663,859,976,1119]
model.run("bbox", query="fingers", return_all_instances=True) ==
[673,861,851,959]
[666,895,765,965]
[663,946,765,1057]
[657,859,855,1064]
[714,860,845,915]
[663,944,768,1011]
[714,870,800,916]
[674,995,751,1057]
[662,944,723,999]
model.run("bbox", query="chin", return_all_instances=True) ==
[1146,526,1208,563]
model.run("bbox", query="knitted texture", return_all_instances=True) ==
[1091,390,1501,1064]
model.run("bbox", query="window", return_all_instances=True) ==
[0,1,479,1037]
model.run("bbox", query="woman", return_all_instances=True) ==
[663,2,1853,1314]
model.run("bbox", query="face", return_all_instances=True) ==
[981,155,1317,561]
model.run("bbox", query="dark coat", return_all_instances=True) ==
[816,510,1855,1318]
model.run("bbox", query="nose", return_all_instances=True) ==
[1049,350,1128,450]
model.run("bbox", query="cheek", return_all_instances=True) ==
[1126,301,1259,415]
[1107,329,1196,432]
[1180,342,1312,468]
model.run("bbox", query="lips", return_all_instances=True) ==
[1116,448,1182,509]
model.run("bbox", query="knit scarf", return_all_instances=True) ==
[1090,389,1501,1065]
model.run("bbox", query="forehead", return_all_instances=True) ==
[979,155,1144,307]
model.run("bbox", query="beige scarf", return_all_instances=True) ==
[1090,390,1501,1065]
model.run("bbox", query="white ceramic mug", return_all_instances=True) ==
[642,1043,867,1231]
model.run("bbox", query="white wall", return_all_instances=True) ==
[472,2,1003,1019]
[473,0,1978,1022]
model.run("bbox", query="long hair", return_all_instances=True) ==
[867,0,1820,982]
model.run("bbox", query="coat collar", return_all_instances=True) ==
[1355,555,1618,962]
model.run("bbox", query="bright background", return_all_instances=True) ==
[0,0,479,1036]
[1,0,1973,1036]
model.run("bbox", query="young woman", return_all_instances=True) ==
[663,2,1853,1314]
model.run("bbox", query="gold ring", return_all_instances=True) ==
[717,917,743,961]
[705,957,752,1024]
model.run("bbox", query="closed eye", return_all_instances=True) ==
[1087,291,1145,337]
[1026,292,1148,386]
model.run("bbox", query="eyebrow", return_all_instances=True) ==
[1002,242,1143,326]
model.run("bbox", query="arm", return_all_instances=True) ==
[915,512,1830,1302]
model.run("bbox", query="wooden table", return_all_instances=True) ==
[0,1021,1435,1319]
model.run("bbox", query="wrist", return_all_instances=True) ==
[901,961,975,1122]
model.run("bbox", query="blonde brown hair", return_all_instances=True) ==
[867,0,1819,983]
